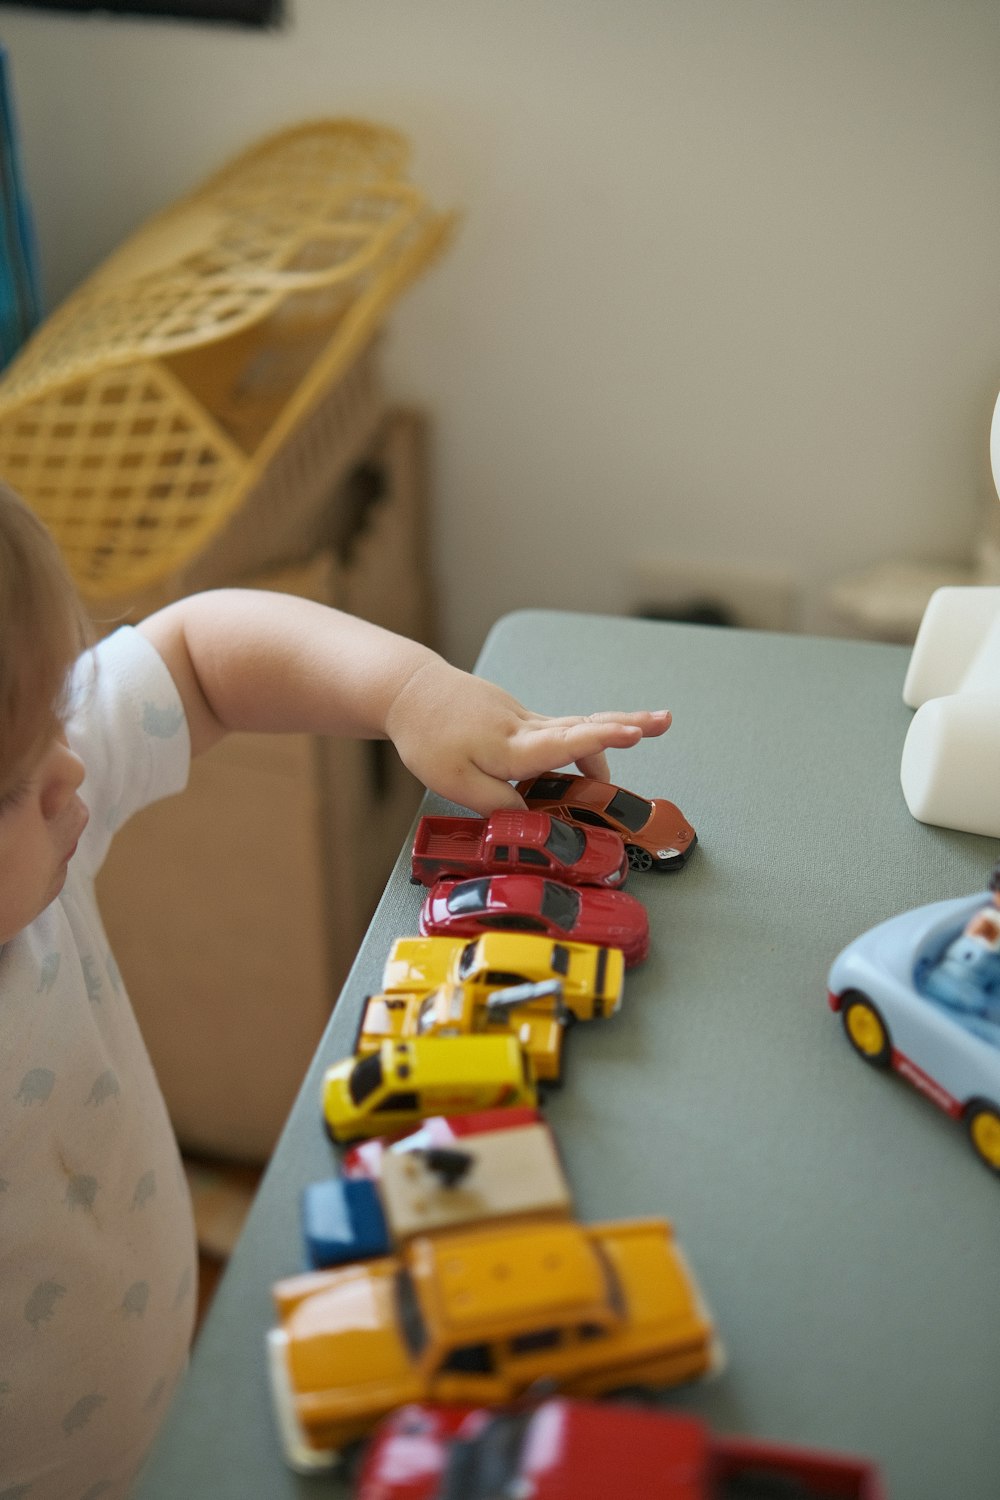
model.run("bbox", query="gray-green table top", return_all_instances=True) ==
[136,610,1000,1500]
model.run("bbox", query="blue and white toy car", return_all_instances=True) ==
[827,885,1000,1175]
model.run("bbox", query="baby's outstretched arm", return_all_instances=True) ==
[138,590,671,815]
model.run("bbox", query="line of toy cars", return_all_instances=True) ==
[319,777,694,1145]
[410,774,698,887]
[272,776,703,1468]
[321,926,629,1140]
[270,1106,720,1469]
[265,775,884,1492]
[272,1098,881,1493]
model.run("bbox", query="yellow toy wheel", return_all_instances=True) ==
[966,1100,1000,1174]
[841,992,891,1068]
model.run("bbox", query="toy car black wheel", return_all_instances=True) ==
[626,845,653,872]
[840,991,891,1068]
[965,1098,1000,1174]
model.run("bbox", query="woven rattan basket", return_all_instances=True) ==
[0,119,454,601]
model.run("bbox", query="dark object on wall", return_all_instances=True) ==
[0,48,41,369]
[1,0,283,27]
[635,598,737,628]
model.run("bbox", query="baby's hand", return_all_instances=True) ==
[385,658,671,815]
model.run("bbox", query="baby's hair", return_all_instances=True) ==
[0,481,91,784]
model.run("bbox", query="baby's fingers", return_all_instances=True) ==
[574,748,611,781]
[569,709,673,738]
[514,712,669,773]
[429,763,527,817]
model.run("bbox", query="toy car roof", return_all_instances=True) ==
[408,1219,612,1339]
[341,1107,544,1181]
[371,1034,526,1087]
[385,932,599,982]
[379,1121,572,1241]
[521,773,614,805]
[519,774,656,826]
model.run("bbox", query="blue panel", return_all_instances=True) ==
[301,1178,390,1269]
[0,47,41,370]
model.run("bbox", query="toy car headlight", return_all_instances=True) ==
[657,847,680,860]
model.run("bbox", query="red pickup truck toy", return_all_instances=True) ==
[410,811,628,889]
[356,1398,885,1500]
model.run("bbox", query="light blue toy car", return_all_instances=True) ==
[827,885,1000,1176]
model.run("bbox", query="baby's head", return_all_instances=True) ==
[0,483,92,943]
[0,481,90,786]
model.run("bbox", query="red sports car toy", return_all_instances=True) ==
[418,873,649,967]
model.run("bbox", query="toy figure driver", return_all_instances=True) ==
[922,862,1000,1022]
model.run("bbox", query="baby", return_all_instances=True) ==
[0,481,671,1498]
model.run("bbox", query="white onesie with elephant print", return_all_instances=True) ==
[0,626,197,1499]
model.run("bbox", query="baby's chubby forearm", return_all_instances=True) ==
[138,589,671,815]
[139,589,443,749]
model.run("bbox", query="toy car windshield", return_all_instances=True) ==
[524,775,574,800]
[437,1411,535,1500]
[456,940,573,982]
[393,1267,429,1360]
[349,1053,384,1106]
[456,942,481,979]
[542,817,587,865]
[445,880,491,915]
[480,967,535,987]
[538,882,582,929]
[416,995,443,1034]
[604,788,653,833]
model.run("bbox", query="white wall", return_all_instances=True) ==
[2,0,999,665]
